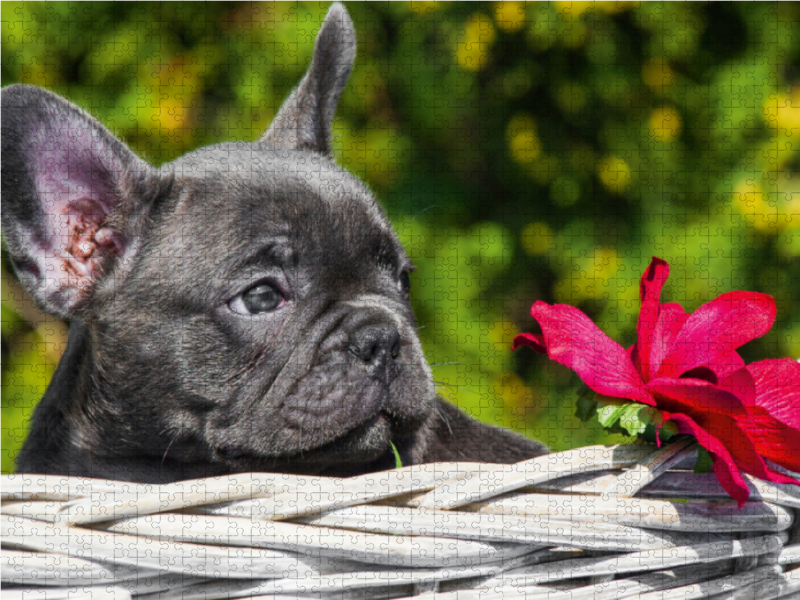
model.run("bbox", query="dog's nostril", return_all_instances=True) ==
[348,324,401,383]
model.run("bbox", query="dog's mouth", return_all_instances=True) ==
[205,350,432,475]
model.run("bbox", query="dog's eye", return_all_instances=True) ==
[399,271,411,297]
[230,282,284,315]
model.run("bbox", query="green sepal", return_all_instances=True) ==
[595,398,630,428]
[594,398,664,439]
[619,405,659,437]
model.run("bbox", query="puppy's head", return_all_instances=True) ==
[1,4,435,475]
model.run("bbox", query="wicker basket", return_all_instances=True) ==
[3,441,800,599]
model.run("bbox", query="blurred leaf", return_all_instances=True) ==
[694,447,713,474]
[574,389,598,423]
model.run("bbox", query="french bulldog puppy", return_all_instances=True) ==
[2,3,546,483]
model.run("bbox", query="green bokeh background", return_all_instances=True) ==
[4,1,800,473]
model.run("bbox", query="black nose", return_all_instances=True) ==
[348,324,401,385]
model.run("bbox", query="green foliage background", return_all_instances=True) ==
[4,1,800,472]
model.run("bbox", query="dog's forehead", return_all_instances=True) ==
[161,143,403,264]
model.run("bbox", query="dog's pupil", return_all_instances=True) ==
[243,283,280,313]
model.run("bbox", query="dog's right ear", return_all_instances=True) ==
[261,2,356,155]
[1,85,160,319]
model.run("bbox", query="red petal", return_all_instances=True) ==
[527,301,655,405]
[764,465,800,487]
[710,351,747,379]
[511,332,546,353]
[717,367,756,406]
[668,413,750,506]
[646,303,688,379]
[656,292,776,379]
[701,412,778,484]
[685,408,798,490]
[635,258,670,382]
[680,354,746,382]
[711,456,750,508]
[738,405,800,473]
[747,359,800,430]
[645,377,749,417]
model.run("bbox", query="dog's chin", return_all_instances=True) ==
[215,411,396,476]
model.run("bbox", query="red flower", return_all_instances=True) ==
[513,257,800,504]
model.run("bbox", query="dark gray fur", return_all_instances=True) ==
[2,3,546,483]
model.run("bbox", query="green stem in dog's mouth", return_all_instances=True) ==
[390,442,403,469]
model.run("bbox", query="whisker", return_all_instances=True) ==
[161,430,179,465]
[433,379,481,397]
[433,402,454,439]
[395,204,441,236]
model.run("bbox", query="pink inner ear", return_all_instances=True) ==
[33,129,123,299]
[60,203,121,275]
[39,200,122,299]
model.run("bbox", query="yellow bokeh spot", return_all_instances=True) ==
[487,320,520,352]
[143,55,202,138]
[762,92,800,135]
[597,155,632,194]
[336,124,408,191]
[521,222,555,256]
[733,179,800,234]
[507,113,541,165]
[552,1,638,21]
[20,59,50,87]
[780,322,800,358]
[157,98,189,132]
[456,13,496,71]
[590,246,620,279]
[493,1,526,32]
[649,106,683,141]
[733,180,773,233]
[554,1,594,19]
[409,1,440,15]
[554,246,620,301]
[642,58,677,91]
[492,371,535,413]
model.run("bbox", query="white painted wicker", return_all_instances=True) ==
[3,442,800,599]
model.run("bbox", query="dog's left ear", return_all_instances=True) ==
[261,2,356,154]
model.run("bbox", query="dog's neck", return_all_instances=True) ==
[16,321,88,473]
[15,322,222,482]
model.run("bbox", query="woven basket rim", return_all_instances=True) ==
[3,441,800,599]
